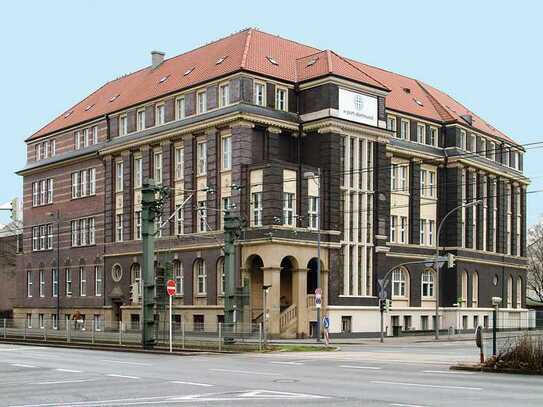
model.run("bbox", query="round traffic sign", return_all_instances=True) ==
[166,279,176,296]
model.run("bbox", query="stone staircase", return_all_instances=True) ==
[279,304,297,338]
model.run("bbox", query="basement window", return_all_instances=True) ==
[306,57,319,67]
[183,67,195,76]
[216,56,228,65]
[266,56,278,66]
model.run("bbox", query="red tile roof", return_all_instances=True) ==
[28,28,517,145]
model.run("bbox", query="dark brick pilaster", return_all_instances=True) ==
[122,150,132,240]
[160,140,172,237]
[104,155,114,244]
[183,135,194,234]
[409,160,421,244]
[205,129,218,230]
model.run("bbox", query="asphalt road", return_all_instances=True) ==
[0,340,542,406]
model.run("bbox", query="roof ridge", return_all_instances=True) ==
[415,80,455,122]
[332,51,389,91]
[253,28,321,53]
[240,28,253,69]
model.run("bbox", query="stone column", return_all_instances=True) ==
[262,267,281,336]
[293,268,308,337]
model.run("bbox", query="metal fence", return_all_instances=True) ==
[0,317,264,352]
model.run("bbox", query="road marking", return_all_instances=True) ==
[390,404,429,407]
[270,361,304,365]
[35,379,95,385]
[100,359,151,366]
[106,374,141,380]
[422,370,475,375]
[7,395,168,407]
[55,368,82,373]
[340,365,382,370]
[170,380,214,387]
[209,368,281,376]
[10,363,36,368]
[371,380,482,391]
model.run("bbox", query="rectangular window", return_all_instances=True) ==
[136,109,146,131]
[47,224,53,249]
[197,201,207,232]
[417,124,425,143]
[39,270,45,297]
[44,141,50,158]
[95,266,103,296]
[155,103,165,125]
[428,126,438,146]
[119,115,128,137]
[74,131,81,150]
[52,268,58,298]
[420,219,426,245]
[387,116,397,135]
[254,82,266,106]
[390,216,396,243]
[176,97,185,120]
[71,172,80,198]
[116,214,123,242]
[489,141,496,160]
[428,171,435,198]
[27,271,33,297]
[197,141,207,176]
[32,182,39,206]
[79,267,86,297]
[116,161,124,192]
[251,192,262,227]
[481,138,487,157]
[39,314,44,329]
[460,129,467,150]
[197,91,207,114]
[400,119,410,140]
[174,147,184,180]
[92,126,98,145]
[83,128,89,147]
[39,225,46,250]
[154,151,163,184]
[52,313,58,330]
[175,205,183,235]
[308,196,319,230]
[32,227,38,251]
[399,165,408,192]
[26,313,32,328]
[65,269,72,296]
[89,168,96,195]
[219,83,229,107]
[428,220,434,246]
[80,169,87,197]
[420,170,427,197]
[283,192,295,226]
[134,156,143,188]
[275,87,287,111]
[399,216,408,243]
[88,217,95,245]
[94,315,103,331]
[135,211,142,240]
[40,179,46,205]
[79,218,87,246]
[221,135,232,170]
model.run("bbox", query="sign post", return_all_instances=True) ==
[166,279,176,353]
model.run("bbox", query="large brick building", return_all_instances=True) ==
[15,28,529,336]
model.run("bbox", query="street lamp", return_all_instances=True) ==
[434,200,481,340]
[262,284,272,347]
[304,169,321,342]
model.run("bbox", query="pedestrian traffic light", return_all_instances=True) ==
[447,253,456,269]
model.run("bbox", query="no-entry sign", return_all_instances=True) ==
[166,279,176,296]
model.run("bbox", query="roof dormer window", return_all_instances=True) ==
[109,94,120,102]
[159,75,170,84]
[306,57,319,67]
[64,111,73,118]
[84,104,94,111]
[183,67,195,76]
[266,56,278,66]
[216,56,228,65]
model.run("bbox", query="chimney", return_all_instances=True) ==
[151,50,165,69]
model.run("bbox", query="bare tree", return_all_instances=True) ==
[527,219,543,303]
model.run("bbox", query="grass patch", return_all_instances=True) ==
[272,344,337,352]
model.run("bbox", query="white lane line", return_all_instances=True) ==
[170,380,214,387]
[100,359,151,366]
[10,363,36,368]
[390,403,429,407]
[55,368,82,373]
[270,361,304,365]
[35,379,95,385]
[209,368,281,376]
[7,395,167,407]
[423,370,475,375]
[340,365,382,370]
[371,380,482,391]
[106,374,141,380]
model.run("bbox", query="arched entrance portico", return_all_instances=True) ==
[246,255,264,324]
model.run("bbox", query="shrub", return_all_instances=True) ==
[485,334,543,372]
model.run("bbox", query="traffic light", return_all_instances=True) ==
[379,299,385,312]
[385,299,392,312]
[447,253,456,269]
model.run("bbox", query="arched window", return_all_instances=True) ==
[194,259,207,295]
[217,258,225,296]
[507,275,513,308]
[392,268,407,298]
[461,271,468,307]
[516,277,522,308]
[421,269,434,298]
[130,263,141,285]
[472,272,479,308]
[174,261,183,296]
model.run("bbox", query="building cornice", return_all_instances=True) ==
[303,118,391,142]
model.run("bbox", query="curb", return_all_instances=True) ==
[451,363,543,375]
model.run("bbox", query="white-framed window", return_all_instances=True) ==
[39,314,44,329]
[392,268,407,297]
[400,119,410,140]
[79,267,86,297]
[480,138,487,157]
[390,216,397,243]
[428,220,434,246]
[417,123,425,143]
[65,268,72,296]
[155,103,165,125]
[460,129,467,150]
[275,87,287,111]
[89,168,96,195]
[197,201,207,232]
[175,205,183,235]
[39,225,46,250]
[504,147,511,167]
[91,126,98,145]
[94,314,103,331]
[217,258,225,296]
[283,192,295,226]
[422,269,435,298]
[27,270,33,297]
[88,217,95,245]
[308,196,319,230]
[420,219,426,245]
[174,261,183,296]
[134,156,142,188]
[136,109,146,131]
[80,170,88,197]
[95,266,103,296]
[251,192,262,227]
[473,272,479,307]
[115,214,123,242]
[517,277,522,308]
[135,211,142,240]
[174,146,184,180]
[221,135,231,170]
[507,275,513,308]
[399,216,408,244]
[52,313,58,330]
[71,172,80,199]
[194,259,207,295]
[52,268,58,298]
[222,196,231,213]
[387,115,397,135]
[47,224,53,249]
[116,161,124,192]
[467,133,475,152]
[154,215,163,238]
[26,313,32,328]
[197,141,207,175]
[254,81,266,106]
[46,179,54,204]
[83,128,89,147]
[176,97,185,120]
[32,182,39,206]
[420,170,427,197]
[153,151,163,184]
[74,131,81,150]
[428,126,438,146]
[119,114,128,137]
[40,179,46,204]
[219,83,230,107]
[197,90,207,114]
[428,171,435,198]
[488,141,496,161]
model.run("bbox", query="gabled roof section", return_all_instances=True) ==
[295,50,388,91]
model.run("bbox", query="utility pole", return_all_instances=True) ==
[141,178,168,349]
[223,209,242,343]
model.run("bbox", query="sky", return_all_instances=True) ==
[1,0,542,225]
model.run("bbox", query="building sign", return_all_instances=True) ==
[338,88,378,127]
